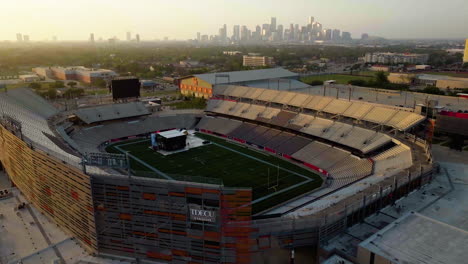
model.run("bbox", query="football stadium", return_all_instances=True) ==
[0,85,435,263]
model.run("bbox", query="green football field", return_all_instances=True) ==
[107,133,323,214]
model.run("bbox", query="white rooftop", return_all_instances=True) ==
[322,255,354,264]
[359,212,468,264]
[158,129,186,138]
[190,67,298,85]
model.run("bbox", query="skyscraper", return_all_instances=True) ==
[90,33,95,43]
[197,32,201,42]
[240,25,249,41]
[254,25,261,40]
[16,33,22,42]
[136,34,140,42]
[277,25,284,41]
[342,32,352,41]
[361,33,369,40]
[270,17,277,33]
[308,16,315,25]
[324,29,332,40]
[464,39,468,63]
[126,32,131,41]
[289,24,295,41]
[218,24,227,42]
[23,35,30,42]
[332,29,341,41]
[233,25,240,41]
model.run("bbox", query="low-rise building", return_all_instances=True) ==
[388,73,468,89]
[33,66,117,84]
[243,55,275,67]
[179,60,202,68]
[406,64,431,71]
[370,65,391,72]
[223,51,242,56]
[364,52,429,65]
[19,74,40,82]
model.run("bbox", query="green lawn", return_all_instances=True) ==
[107,133,323,214]
[167,98,207,109]
[301,74,374,85]
[85,88,109,95]
[5,83,28,90]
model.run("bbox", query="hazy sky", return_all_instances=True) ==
[2,0,467,41]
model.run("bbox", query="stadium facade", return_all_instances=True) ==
[0,87,435,263]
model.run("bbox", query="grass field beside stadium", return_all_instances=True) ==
[107,133,323,214]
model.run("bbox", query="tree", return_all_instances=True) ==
[422,86,445,95]
[374,71,388,84]
[45,88,57,99]
[52,81,65,88]
[63,88,84,99]
[348,79,367,86]
[350,63,362,75]
[308,80,324,86]
[28,82,41,89]
[92,79,107,88]
[68,81,78,88]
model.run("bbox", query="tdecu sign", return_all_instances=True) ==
[189,207,216,223]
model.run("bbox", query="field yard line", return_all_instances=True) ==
[210,142,311,181]
[251,179,312,205]
[114,139,149,147]
[115,145,173,180]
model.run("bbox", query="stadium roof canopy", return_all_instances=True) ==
[75,102,150,124]
[359,212,468,264]
[186,68,299,85]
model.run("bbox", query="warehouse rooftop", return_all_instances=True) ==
[187,67,299,85]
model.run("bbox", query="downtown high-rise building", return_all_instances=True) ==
[16,33,22,42]
[332,29,341,41]
[270,17,277,33]
[135,34,140,42]
[218,24,227,42]
[23,35,30,42]
[232,25,240,41]
[324,29,332,40]
[342,32,352,41]
[90,33,95,43]
[289,24,295,41]
[240,25,249,41]
[195,15,353,44]
[277,25,284,41]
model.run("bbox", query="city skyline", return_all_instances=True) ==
[1,0,468,41]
